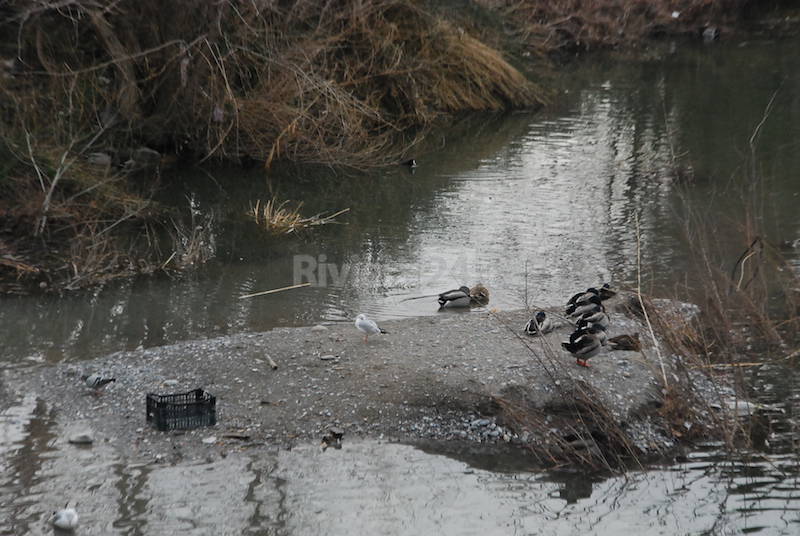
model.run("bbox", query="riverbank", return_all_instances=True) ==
[2,295,739,468]
[2,0,790,292]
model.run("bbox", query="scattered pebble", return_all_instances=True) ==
[68,431,94,444]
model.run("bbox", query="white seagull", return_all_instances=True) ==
[52,506,79,531]
[354,314,387,343]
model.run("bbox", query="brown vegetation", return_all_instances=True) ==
[0,0,766,291]
[0,0,546,290]
[248,198,349,235]
[480,0,752,55]
[0,0,543,168]
[631,98,800,456]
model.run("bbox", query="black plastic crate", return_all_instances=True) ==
[146,388,216,431]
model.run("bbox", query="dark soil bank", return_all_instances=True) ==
[3,295,727,466]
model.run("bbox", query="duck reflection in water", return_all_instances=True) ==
[557,473,594,504]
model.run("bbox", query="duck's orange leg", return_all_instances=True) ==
[576,359,591,368]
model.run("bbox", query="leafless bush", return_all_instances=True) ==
[480,0,751,55]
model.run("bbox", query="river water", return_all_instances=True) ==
[1,34,799,535]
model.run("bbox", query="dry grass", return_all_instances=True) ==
[0,0,774,291]
[0,0,543,169]
[248,198,349,235]
[495,381,645,469]
[626,91,800,454]
[0,0,547,288]
[480,0,752,55]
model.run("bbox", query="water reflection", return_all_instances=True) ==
[2,38,800,365]
[2,404,798,536]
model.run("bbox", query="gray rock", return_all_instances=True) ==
[68,431,94,444]
[471,418,491,428]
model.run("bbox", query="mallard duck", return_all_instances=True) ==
[321,426,344,451]
[562,327,603,367]
[52,507,79,531]
[566,295,604,318]
[354,314,387,343]
[573,323,608,346]
[524,311,553,336]
[567,283,616,305]
[566,287,599,307]
[597,282,617,301]
[469,284,490,306]
[594,326,608,346]
[608,333,641,351]
[438,286,471,308]
[576,309,610,331]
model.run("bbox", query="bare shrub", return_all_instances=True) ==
[480,0,751,55]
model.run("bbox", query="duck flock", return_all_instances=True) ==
[355,281,640,368]
[559,284,615,367]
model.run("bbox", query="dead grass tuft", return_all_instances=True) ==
[495,381,644,469]
[248,198,349,235]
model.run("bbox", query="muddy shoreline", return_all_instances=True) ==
[3,296,723,467]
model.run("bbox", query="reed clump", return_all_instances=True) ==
[248,198,349,235]
[495,381,645,469]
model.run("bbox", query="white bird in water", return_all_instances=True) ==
[81,373,116,395]
[354,314,387,343]
[52,506,79,531]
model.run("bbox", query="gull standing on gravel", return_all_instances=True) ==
[354,314,387,343]
[81,373,116,395]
